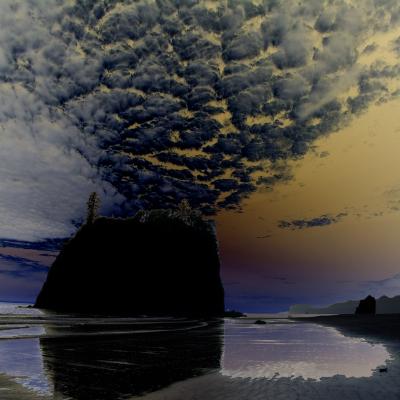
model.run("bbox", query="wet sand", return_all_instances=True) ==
[130,365,400,400]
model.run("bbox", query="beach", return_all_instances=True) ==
[0,304,400,399]
[131,315,400,400]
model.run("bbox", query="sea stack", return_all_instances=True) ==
[355,295,376,315]
[35,209,225,316]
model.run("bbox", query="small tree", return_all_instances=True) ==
[86,192,100,224]
[178,199,191,216]
[176,199,194,224]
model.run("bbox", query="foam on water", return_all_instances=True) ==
[0,302,42,316]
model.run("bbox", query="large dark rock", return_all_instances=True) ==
[355,295,376,315]
[35,211,225,316]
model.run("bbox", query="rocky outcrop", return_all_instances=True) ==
[355,295,376,315]
[35,210,225,316]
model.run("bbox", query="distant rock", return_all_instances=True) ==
[35,210,225,316]
[224,310,246,318]
[355,295,376,315]
[254,320,266,325]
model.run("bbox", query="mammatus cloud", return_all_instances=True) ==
[278,213,347,230]
[1,0,400,241]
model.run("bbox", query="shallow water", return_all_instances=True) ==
[222,319,390,379]
[0,303,397,400]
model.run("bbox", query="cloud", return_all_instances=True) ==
[0,254,48,276]
[278,213,347,230]
[361,273,400,298]
[256,234,271,239]
[0,0,399,243]
[223,31,264,61]
[0,253,49,301]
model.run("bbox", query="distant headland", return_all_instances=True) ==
[289,294,400,315]
[35,194,225,316]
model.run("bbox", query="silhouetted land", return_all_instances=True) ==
[35,210,224,316]
[290,294,400,314]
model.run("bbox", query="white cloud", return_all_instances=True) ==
[363,273,400,298]
[0,0,124,241]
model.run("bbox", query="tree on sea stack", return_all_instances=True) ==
[177,199,196,224]
[86,192,100,224]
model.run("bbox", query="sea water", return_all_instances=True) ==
[0,303,394,400]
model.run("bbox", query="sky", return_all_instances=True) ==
[2,0,400,310]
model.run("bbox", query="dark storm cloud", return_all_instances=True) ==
[183,61,220,86]
[273,76,309,100]
[0,0,399,240]
[217,65,272,98]
[278,213,347,230]
[223,31,264,61]
[272,31,312,69]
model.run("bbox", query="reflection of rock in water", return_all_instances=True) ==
[40,321,222,400]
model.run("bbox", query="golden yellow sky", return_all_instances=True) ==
[217,95,400,310]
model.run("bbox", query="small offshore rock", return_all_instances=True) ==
[355,295,376,315]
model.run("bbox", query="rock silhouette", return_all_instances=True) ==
[35,210,224,316]
[355,295,376,315]
[290,293,400,315]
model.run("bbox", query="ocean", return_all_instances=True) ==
[0,302,398,400]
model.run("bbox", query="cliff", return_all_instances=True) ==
[35,210,225,316]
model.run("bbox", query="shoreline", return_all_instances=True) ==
[0,374,53,400]
[290,314,400,343]
[1,311,400,400]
